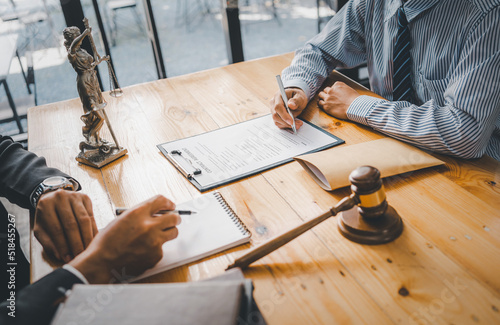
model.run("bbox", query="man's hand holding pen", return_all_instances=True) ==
[69,195,182,284]
[270,79,361,128]
[270,87,307,131]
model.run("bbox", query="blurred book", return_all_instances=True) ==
[51,268,265,325]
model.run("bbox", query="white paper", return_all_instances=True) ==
[134,192,250,281]
[159,115,340,189]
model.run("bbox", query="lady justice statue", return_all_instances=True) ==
[63,18,127,168]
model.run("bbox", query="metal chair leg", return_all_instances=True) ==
[2,80,24,134]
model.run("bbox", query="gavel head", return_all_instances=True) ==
[349,166,388,219]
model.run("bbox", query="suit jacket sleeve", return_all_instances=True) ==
[0,135,80,210]
[0,268,83,325]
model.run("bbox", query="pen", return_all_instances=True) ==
[276,74,297,134]
[115,208,198,216]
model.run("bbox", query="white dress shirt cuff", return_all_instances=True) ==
[346,95,386,126]
[63,264,89,285]
[282,79,312,100]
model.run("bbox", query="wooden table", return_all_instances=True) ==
[28,53,500,324]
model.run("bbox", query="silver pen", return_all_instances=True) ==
[276,75,297,134]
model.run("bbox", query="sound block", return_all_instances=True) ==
[338,206,403,245]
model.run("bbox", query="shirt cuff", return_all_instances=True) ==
[282,79,312,100]
[63,264,89,285]
[346,95,387,126]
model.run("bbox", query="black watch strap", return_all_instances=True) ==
[31,183,45,208]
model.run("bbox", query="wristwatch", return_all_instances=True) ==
[31,176,77,208]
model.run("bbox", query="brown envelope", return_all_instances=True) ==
[294,138,444,191]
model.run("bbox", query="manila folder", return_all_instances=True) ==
[294,138,444,191]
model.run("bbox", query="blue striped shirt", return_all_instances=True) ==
[282,0,500,160]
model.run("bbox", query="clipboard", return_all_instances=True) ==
[157,115,344,192]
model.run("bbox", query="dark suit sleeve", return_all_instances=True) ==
[0,268,83,325]
[0,135,80,210]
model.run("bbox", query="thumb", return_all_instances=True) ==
[288,91,306,111]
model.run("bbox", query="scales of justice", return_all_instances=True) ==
[63,18,127,168]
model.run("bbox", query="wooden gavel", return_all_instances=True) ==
[227,166,403,270]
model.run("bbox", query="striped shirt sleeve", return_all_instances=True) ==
[347,6,500,159]
[281,0,368,100]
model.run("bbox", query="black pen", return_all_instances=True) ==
[115,208,197,216]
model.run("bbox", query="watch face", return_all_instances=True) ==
[43,176,68,187]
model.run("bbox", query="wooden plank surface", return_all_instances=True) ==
[28,53,500,324]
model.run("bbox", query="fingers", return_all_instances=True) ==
[271,91,294,128]
[270,88,307,130]
[82,196,99,238]
[33,226,60,260]
[72,194,95,248]
[57,198,85,259]
[36,197,72,262]
[318,86,332,104]
[146,195,176,216]
[316,82,356,120]
[36,190,97,262]
[151,207,182,243]
[154,212,182,230]
[287,88,308,112]
[142,197,181,242]
[159,226,179,242]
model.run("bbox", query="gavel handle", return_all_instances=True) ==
[226,194,358,270]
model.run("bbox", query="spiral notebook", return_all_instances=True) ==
[134,192,251,281]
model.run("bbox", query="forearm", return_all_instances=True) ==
[282,0,367,100]
[0,136,78,209]
[347,96,498,159]
[346,6,500,160]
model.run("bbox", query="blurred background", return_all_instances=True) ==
[0,0,353,143]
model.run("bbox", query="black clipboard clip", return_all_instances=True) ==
[166,150,202,180]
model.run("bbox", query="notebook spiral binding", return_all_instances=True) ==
[214,192,251,236]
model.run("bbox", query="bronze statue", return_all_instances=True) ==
[63,18,126,168]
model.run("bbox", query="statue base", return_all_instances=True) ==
[76,146,127,168]
[338,206,403,245]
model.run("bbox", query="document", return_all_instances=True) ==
[158,115,344,191]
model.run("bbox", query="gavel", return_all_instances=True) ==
[227,166,403,270]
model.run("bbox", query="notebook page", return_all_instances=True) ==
[134,192,250,281]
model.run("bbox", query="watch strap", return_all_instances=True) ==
[31,183,46,208]
[30,177,78,209]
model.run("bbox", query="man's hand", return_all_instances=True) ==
[318,82,361,120]
[69,195,181,284]
[34,189,97,263]
[270,87,307,130]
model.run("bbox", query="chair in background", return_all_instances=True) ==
[175,0,217,31]
[0,34,35,147]
[2,0,59,51]
[106,0,144,46]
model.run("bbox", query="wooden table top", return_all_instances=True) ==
[28,53,500,325]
